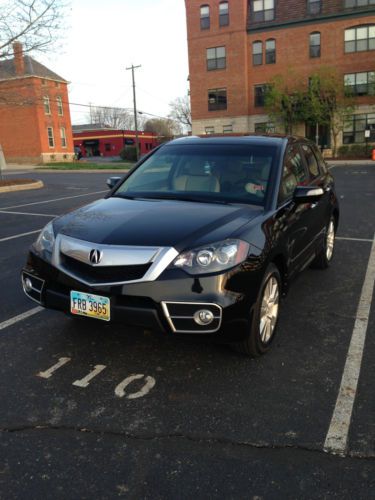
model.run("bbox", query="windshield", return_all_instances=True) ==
[114,144,278,206]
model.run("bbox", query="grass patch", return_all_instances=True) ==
[37,162,133,170]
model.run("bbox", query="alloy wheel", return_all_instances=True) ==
[326,220,335,261]
[259,276,279,344]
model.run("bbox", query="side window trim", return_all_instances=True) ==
[277,143,309,206]
[300,143,321,183]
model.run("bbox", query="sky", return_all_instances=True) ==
[40,0,189,125]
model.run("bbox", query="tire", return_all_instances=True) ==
[232,263,281,357]
[311,216,336,269]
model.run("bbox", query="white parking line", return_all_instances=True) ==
[336,236,373,243]
[0,229,41,243]
[0,306,43,332]
[0,190,107,211]
[0,210,57,217]
[324,234,375,456]
[73,365,107,388]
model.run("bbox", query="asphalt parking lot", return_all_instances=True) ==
[0,166,374,499]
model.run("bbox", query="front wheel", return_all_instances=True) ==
[311,216,336,269]
[232,264,281,357]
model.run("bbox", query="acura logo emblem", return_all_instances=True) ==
[89,249,103,265]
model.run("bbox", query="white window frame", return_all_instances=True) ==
[43,96,51,115]
[60,127,67,148]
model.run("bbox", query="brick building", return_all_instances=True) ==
[185,0,375,151]
[0,42,74,164]
[72,124,159,158]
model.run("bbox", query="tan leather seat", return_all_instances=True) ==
[173,161,220,192]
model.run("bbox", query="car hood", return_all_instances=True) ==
[53,196,262,250]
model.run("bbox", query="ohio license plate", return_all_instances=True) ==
[70,291,110,322]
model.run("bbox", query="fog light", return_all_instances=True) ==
[23,277,33,292]
[194,309,214,326]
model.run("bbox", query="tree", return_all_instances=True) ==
[143,118,182,138]
[0,0,67,58]
[264,75,306,135]
[168,96,192,131]
[304,68,355,157]
[88,106,142,130]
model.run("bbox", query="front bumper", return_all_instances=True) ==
[22,251,262,342]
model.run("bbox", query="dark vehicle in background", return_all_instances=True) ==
[22,136,339,357]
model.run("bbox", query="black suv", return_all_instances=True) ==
[22,136,339,357]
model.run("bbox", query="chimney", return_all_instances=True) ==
[13,41,25,76]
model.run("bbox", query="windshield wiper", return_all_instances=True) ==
[112,193,137,200]
[138,194,231,205]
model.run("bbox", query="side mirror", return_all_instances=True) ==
[106,176,122,190]
[293,186,324,203]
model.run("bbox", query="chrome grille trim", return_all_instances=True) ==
[52,234,179,287]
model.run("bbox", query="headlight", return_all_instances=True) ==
[172,239,250,275]
[34,221,55,261]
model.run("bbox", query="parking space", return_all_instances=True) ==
[0,166,374,497]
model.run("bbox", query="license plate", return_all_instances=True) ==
[70,291,110,322]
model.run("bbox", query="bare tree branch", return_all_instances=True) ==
[168,96,192,131]
[0,0,68,58]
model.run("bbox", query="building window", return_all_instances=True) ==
[56,96,63,116]
[200,5,210,30]
[60,127,67,148]
[252,41,263,65]
[205,126,215,134]
[345,25,375,53]
[307,0,321,14]
[252,0,275,22]
[219,2,229,26]
[310,32,321,57]
[43,96,51,114]
[345,0,375,8]
[255,122,276,133]
[55,81,60,88]
[105,143,111,152]
[343,113,375,143]
[41,79,46,86]
[265,39,276,64]
[344,71,375,96]
[254,84,268,107]
[207,46,226,70]
[47,127,54,148]
[208,88,227,111]
[223,124,233,133]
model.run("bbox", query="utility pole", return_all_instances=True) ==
[126,64,141,161]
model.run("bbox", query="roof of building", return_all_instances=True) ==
[72,124,117,133]
[0,55,67,82]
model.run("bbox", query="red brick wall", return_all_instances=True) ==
[248,0,374,28]
[0,78,42,161]
[0,76,74,163]
[185,0,375,122]
[34,78,74,156]
[185,0,250,121]
[248,15,375,114]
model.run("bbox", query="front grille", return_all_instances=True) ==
[60,254,152,284]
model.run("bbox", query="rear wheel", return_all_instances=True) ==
[233,264,281,357]
[311,216,336,269]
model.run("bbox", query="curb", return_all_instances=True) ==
[0,180,44,193]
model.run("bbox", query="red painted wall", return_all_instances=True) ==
[73,130,159,158]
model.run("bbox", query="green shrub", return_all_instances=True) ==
[338,145,349,157]
[338,143,374,158]
[120,146,138,161]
